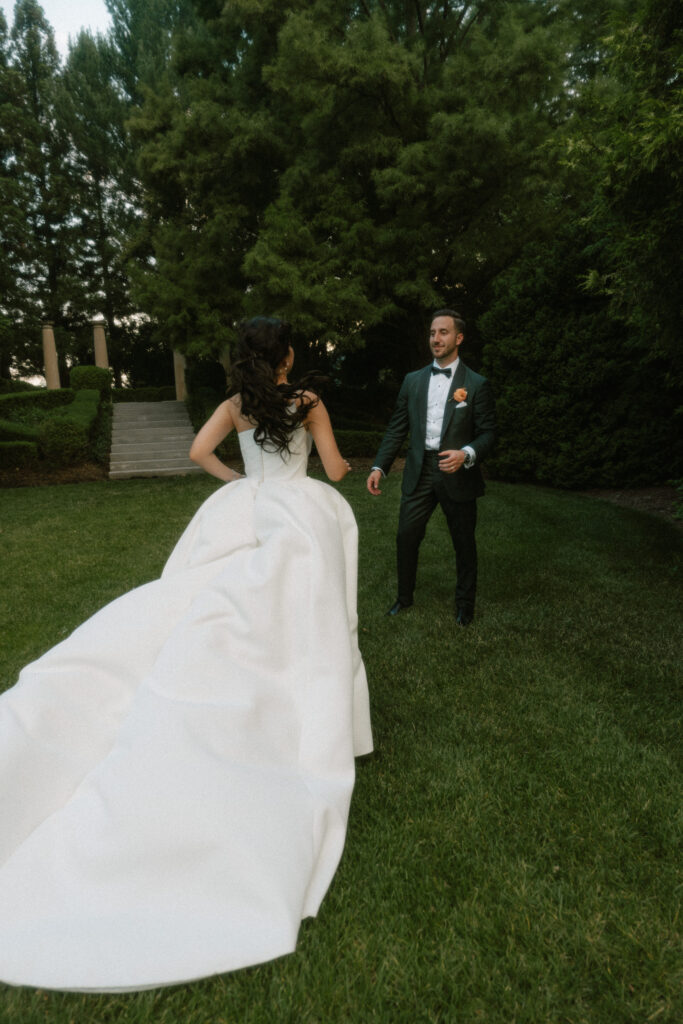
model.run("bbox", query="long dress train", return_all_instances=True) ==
[0,426,372,992]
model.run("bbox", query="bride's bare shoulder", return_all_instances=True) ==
[223,394,240,415]
[223,393,255,431]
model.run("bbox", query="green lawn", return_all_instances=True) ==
[0,473,681,1024]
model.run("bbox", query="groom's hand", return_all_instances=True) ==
[367,469,383,495]
[438,449,466,473]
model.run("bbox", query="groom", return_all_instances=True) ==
[366,310,496,625]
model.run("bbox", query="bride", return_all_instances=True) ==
[0,316,372,992]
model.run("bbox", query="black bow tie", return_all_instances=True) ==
[431,366,452,377]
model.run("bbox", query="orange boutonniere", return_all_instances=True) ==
[452,388,468,403]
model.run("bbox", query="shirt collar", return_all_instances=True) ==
[431,356,459,373]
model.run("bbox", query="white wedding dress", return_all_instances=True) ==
[0,427,372,992]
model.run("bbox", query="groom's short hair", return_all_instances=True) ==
[432,309,466,335]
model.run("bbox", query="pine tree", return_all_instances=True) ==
[8,0,79,378]
[129,0,288,359]
[478,0,682,487]
[106,0,193,103]
[579,0,682,370]
[63,30,140,384]
[129,0,576,373]
[240,0,573,373]
[0,9,28,379]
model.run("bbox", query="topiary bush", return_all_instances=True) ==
[480,225,682,488]
[91,399,113,465]
[0,440,40,469]
[37,389,101,467]
[0,389,73,419]
[112,386,177,403]
[329,430,390,457]
[0,379,38,394]
[38,419,89,466]
[185,359,227,398]
[185,389,215,435]
[0,417,39,442]
[324,383,399,427]
[70,365,113,397]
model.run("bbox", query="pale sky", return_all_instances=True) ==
[1,0,112,58]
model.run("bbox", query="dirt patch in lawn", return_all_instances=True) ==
[576,485,681,526]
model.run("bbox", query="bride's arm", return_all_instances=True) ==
[304,395,351,482]
[189,399,243,482]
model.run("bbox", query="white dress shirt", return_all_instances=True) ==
[425,359,456,449]
[372,357,475,475]
[426,358,476,466]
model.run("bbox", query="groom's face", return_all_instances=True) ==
[429,316,463,366]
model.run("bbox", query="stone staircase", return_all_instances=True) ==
[109,401,204,479]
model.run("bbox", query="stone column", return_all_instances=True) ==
[173,350,186,401]
[92,319,109,368]
[219,345,231,383]
[42,322,61,389]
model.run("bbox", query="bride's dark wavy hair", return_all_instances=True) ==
[230,317,326,454]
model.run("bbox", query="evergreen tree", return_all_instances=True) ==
[131,0,577,374]
[579,0,682,374]
[0,9,28,379]
[480,217,681,488]
[129,0,287,360]
[8,0,79,379]
[63,30,140,384]
[106,0,193,103]
[479,0,682,487]
[242,0,571,374]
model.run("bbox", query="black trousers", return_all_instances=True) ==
[396,451,478,610]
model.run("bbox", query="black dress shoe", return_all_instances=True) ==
[455,607,473,626]
[387,600,412,616]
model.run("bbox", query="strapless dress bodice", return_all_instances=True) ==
[238,426,311,482]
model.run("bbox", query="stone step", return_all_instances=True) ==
[112,410,191,421]
[111,439,195,455]
[109,456,201,471]
[112,405,191,424]
[112,401,188,414]
[112,429,195,443]
[112,418,191,430]
[110,466,204,480]
[109,400,203,479]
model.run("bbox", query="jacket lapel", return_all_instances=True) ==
[416,366,431,440]
[440,360,467,442]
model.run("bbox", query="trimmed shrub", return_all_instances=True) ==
[185,390,215,434]
[185,359,227,398]
[0,379,39,394]
[70,365,113,397]
[0,389,73,417]
[0,440,40,469]
[480,224,682,488]
[0,417,39,442]
[328,430,388,458]
[215,432,241,462]
[91,399,113,465]
[37,389,101,466]
[113,386,177,403]
[38,419,89,466]
[324,384,399,427]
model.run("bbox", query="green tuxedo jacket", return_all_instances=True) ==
[373,360,496,501]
